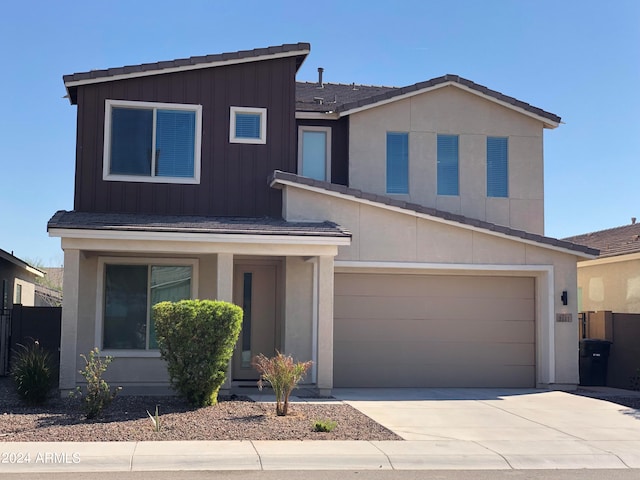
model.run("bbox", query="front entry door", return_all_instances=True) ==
[232,263,278,380]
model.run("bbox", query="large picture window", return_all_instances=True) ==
[101,261,194,351]
[103,100,202,184]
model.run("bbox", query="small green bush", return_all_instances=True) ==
[11,339,53,405]
[252,351,312,416]
[153,299,243,407]
[73,348,121,419]
[313,419,337,432]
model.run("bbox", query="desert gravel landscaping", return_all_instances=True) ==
[0,378,400,442]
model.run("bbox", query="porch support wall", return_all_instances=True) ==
[59,249,80,394]
[215,253,234,391]
[316,254,334,395]
[215,253,234,302]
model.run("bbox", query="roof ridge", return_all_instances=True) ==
[564,222,640,240]
[296,80,400,89]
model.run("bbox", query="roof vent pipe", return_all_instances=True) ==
[317,67,324,88]
[633,217,637,225]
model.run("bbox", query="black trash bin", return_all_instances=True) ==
[579,339,612,386]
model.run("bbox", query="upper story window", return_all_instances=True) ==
[386,132,409,194]
[103,100,202,184]
[437,134,459,196]
[487,137,509,198]
[230,106,267,144]
[298,126,331,181]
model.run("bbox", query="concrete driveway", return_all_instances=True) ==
[333,388,640,469]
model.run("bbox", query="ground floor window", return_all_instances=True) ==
[103,263,193,350]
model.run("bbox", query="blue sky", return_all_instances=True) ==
[1,0,638,266]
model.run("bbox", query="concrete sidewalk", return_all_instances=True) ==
[1,388,639,473]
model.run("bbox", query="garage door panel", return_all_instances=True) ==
[334,273,535,388]
[335,274,534,299]
[336,317,534,344]
[335,295,534,322]
[335,340,534,366]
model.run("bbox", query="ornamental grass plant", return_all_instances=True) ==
[252,351,312,416]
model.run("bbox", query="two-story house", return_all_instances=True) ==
[49,43,597,395]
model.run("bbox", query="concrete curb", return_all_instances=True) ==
[0,439,636,473]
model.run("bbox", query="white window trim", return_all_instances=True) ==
[297,126,332,182]
[95,256,199,358]
[229,106,267,144]
[103,99,202,184]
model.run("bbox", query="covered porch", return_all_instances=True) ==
[48,211,350,396]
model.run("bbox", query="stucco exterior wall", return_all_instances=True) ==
[284,256,314,364]
[577,256,640,313]
[348,86,545,234]
[72,253,220,390]
[283,185,582,386]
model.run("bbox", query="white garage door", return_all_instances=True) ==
[334,273,535,388]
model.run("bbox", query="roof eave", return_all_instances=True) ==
[269,172,596,259]
[64,44,311,105]
[335,81,560,128]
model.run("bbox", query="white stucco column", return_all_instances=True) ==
[216,253,234,302]
[316,254,335,395]
[216,253,234,390]
[59,249,80,394]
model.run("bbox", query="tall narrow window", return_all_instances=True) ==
[241,273,253,367]
[487,137,508,198]
[386,132,409,194]
[437,134,459,196]
[298,126,331,181]
[14,284,22,304]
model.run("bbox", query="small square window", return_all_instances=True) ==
[230,106,267,144]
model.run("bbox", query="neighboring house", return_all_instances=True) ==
[564,219,640,313]
[0,248,45,310]
[34,267,64,307]
[48,43,597,395]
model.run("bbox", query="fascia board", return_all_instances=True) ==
[65,49,310,90]
[295,111,340,120]
[338,82,560,129]
[48,227,350,246]
[273,178,595,259]
[578,251,640,267]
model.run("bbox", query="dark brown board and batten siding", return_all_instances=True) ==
[73,57,298,218]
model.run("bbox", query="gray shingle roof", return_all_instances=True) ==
[47,211,351,238]
[296,74,561,125]
[563,222,640,259]
[269,171,597,257]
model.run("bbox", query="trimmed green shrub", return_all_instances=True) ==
[252,351,312,416]
[153,299,243,407]
[73,348,121,419]
[11,339,53,405]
